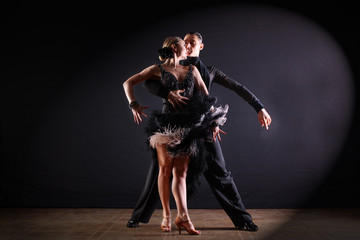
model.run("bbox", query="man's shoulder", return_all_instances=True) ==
[206,65,223,75]
[206,65,217,72]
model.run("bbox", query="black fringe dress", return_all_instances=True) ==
[146,64,228,196]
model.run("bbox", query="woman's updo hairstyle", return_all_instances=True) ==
[158,36,182,61]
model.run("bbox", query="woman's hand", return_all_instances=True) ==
[131,105,149,124]
[212,126,227,142]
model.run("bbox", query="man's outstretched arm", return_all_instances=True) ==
[210,66,272,129]
[210,66,264,112]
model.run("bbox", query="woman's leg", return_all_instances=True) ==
[171,156,190,218]
[156,144,173,227]
[172,155,199,234]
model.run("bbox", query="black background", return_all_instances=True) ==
[1,0,359,209]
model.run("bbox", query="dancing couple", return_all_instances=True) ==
[123,32,272,235]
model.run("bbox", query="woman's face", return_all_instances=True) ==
[174,39,187,60]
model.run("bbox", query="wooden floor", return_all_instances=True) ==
[0,208,359,240]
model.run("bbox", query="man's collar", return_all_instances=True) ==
[180,56,201,66]
[186,56,201,65]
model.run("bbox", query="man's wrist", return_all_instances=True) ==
[255,105,265,113]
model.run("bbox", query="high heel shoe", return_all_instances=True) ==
[160,217,171,232]
[175,216,201,235]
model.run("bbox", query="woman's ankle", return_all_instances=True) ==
[163,211,171,219]
[177,213,190,221]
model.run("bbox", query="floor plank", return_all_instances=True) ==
[0,208,359,240]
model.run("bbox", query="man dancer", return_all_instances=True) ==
[127,32,272,231]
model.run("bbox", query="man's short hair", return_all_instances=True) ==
[185,32,203,43]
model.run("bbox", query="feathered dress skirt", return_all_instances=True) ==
[146,91,228,196]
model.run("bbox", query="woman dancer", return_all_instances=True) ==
[123,36,228,235]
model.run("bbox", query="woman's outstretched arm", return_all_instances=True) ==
[123,65,160,124]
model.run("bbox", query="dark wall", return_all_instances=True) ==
[1,1,359,208]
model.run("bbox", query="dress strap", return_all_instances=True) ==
[157,64,167,76]
[188,64,192,70]
[157,64,164,71]
[187,64,193,76]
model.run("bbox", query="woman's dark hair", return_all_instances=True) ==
[158,36,182,61]
[158,47,174,61]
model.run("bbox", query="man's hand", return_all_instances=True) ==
[258,108,272,130]
[167,89,189,110]
[131,105,149,125]
[213,126,227,142]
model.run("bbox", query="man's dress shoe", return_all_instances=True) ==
[237,221,258,231]
[127,218,139,228]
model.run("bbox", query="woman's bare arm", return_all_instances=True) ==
[192,67,209,95]
[123,65,160,124]
[123,65,160,103]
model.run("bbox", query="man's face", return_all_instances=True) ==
[184,34,204,57]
